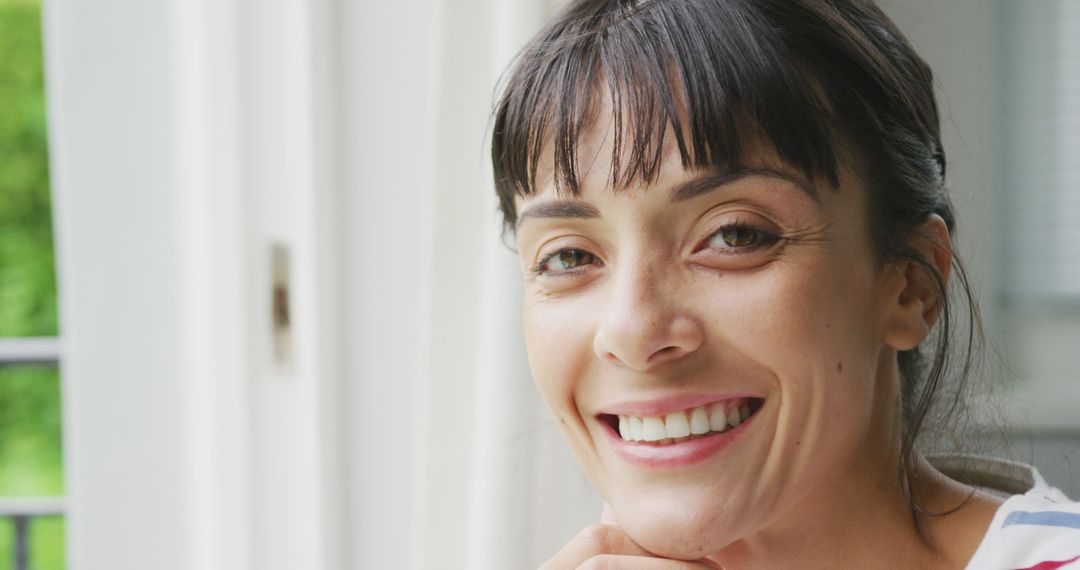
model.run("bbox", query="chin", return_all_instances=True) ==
[614,493,737,560]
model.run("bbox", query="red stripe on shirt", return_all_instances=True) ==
[1017,555,1080,570]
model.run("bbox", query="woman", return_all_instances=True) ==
[491,0,1080,568]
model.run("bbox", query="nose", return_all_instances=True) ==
[592,263,704,371]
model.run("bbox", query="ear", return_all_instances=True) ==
[880,214,952,351]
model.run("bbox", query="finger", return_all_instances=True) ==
[600,502,618,525]
[577,554,718,570]
[540,524,652,570]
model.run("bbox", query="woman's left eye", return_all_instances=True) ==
[532,248,599,275]
[704,223,780,252]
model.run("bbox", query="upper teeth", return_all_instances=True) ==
[616,399,753,443]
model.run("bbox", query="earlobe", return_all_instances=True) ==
[881,215,953,351]
[882,261,932,351]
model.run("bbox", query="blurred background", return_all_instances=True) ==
[0,0,1077,568]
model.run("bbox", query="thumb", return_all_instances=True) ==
[600,502,618,525]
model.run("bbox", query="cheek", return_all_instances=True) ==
[522,297,615,481]
[714,264,875,358]
[522,298,595,421]
[705,256,883,426]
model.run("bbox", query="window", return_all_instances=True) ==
[1000,0,1080,303]
[0,0,66,568]
[999,0,1080,428]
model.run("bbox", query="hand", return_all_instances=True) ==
[539,504,722,569]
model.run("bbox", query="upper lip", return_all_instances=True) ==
[596,392,764,418]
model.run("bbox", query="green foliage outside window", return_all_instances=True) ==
[1,0,66,567]
[0,0,54,338]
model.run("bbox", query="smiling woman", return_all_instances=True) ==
[491,0,1080,568]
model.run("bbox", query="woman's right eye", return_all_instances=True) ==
[532,248,599,275]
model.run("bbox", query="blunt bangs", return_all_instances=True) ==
[491,0,850,231]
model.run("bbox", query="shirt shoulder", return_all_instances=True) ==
[966,482,1080,570]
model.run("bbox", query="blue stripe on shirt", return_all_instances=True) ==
[1003,510,1080,530]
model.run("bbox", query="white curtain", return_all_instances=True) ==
[353,1,603,567]
[334,0,604,565]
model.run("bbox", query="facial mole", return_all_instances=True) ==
[836,360,843,373]
[825,321,831,329]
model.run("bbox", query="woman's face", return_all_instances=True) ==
[515,127,912,557]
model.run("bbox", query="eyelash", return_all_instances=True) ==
[531,248,598,276]
[531,222,782,277]
[700,221,782,255]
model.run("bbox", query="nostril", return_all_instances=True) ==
[646,344,684,365]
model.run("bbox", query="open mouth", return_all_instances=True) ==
[600,397,765,445]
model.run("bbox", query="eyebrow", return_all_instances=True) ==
[517,200,601,225]
[672,167,820,202]
[516,167,819,228]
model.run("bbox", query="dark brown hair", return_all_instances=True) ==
[491,0,982,511]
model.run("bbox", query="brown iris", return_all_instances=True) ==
[715,225,761,248]
[553,249,595,270]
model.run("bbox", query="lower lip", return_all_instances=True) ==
[602,412,758,469]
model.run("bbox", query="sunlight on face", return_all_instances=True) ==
[514,124,908,558]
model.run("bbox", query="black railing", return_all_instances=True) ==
[0,498,64,570]
[1,338,64,570]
